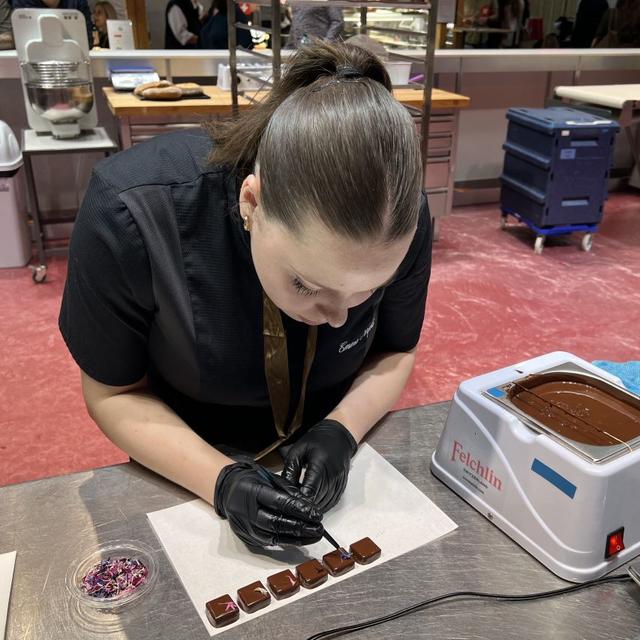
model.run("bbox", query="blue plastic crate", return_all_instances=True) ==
[500,107,619,227]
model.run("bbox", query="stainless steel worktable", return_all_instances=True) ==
[1,402,639,639]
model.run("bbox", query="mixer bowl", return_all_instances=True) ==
[26,81,94,124]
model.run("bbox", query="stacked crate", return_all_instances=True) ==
[501,107,619,229]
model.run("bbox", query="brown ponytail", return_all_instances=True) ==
[208,40,422,243]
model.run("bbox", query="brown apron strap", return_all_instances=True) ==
[257,293,318,461]
[288,322,318,437]
[263,293,290,439]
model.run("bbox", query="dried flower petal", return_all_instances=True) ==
[81,557,148,599]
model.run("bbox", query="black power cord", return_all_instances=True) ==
[304,574,634,640]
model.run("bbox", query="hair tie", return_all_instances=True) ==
[310,65,365,93]
[335,64,363,80]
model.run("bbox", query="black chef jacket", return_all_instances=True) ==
[59,129,432,456]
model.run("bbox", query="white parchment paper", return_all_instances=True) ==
[0,551,16,640]
[147,444,457,636]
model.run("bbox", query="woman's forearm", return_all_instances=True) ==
[81,372,234,504]
[326,349,417,443]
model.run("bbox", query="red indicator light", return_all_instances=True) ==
[605,528,625,559]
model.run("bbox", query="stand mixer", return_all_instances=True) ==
[12,9,97,139]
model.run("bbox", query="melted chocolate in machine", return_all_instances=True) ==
[431,353,640,582]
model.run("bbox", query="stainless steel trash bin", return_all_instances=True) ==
[0,121,31,268]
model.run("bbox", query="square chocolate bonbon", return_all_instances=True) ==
[296,558,328,589]
[237,580,271,613]
[205,594,239,627]
[322,549,355,576]
[349,537,381,564]
[267,569,300,600]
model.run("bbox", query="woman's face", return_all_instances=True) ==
[93,5,107,30]
[241,175,414,329]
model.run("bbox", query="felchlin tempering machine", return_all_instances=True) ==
[432,352,640,583]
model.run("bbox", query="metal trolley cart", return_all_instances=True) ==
[21,128,117,283]
[499,107,619,254]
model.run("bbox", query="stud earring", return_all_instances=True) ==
[242,216,251,232]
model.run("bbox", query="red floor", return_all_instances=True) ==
[1,193,639,486]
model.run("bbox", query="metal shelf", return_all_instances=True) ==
[363,25,428,37]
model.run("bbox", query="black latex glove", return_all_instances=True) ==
[282,419,358,513]
[214,461,323,547]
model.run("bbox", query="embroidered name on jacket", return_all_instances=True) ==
[338,318,376,354]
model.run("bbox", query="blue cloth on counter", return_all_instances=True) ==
[592,360,640,395]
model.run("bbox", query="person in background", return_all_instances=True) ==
[11,0,93,47]
[533,16,573,49]
[0,0,13,49]
[288,5,343,48]
[570,0,608,48]
[554,16,574,46]
[462,0,498,48]
[505,0,525,47]
[257,0,289,49]
[539,32,560,48]
[521,0,529,28]
[198,0,252,49]
[108,0,125,20]
[92,0,116,48]
[165,0,203,49]
[593,0,640,48]
[487,0,524,48]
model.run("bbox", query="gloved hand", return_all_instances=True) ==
[282,419,358,513]
[214,461,323,547]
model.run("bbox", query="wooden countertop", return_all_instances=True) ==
[103,86,254,116]
[242,87,470,109]
[394,88,470,109]
[103,86,470,117]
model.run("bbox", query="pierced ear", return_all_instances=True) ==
[246,190,258,209]
[240,174,261,211]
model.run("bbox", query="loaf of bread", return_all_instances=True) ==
[174,82,204,97]
[140,86,184,100]
[133,80,173,97]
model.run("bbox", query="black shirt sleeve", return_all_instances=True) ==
[59,169,154,386]
[371,194,432,353]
